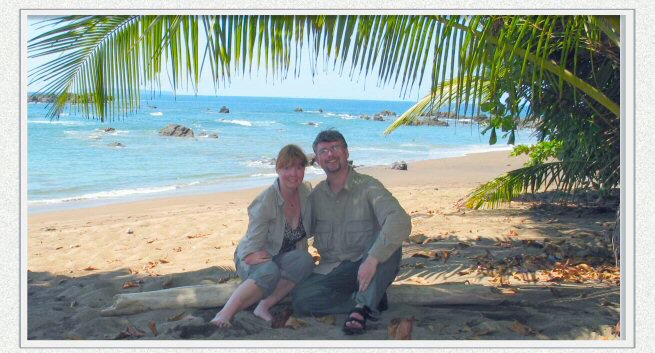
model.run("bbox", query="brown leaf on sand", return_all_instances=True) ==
[315,315,336,325]
[128,268,140,275]
[121,280,142,289]
[148,321,159,336]
[82,266,99,271]
[167,311,187,322]
[284,316,308,329]
[159,258,170,264]
[411,251,438,260]
[508,230,519,237]
[187,233,208,239]
[510,321,535,336]
[388,317,416,340]
[115,324,145,339]
[442,250,451,263]
[173,246,182,252]
[146,238,157,244]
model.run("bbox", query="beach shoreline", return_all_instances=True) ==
[28,150,518,219]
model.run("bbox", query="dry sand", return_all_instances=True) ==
[27,151,621,341]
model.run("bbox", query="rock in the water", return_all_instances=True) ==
[294,107,303,112]
[199,132,219,139]
[373,115,385,121]
[307,122,318,126]
[103,127,116,133]
[379,110,396,116]
[360,115,371,120]
[391,161,408,170]
[219,106,230,113]
[108,142,124,148]
[159,124,194,138]
[318,109,324,113]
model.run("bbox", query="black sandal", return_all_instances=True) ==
[342,306,378,335]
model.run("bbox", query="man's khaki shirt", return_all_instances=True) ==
[310,167,411,274]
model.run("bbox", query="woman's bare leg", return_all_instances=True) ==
[210,279,263,327]
[253,278,296,321]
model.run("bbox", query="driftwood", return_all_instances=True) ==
[101,282,504,317]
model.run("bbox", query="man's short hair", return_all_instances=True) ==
[312,129,348,153]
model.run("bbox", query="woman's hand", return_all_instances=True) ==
[244,250,272,265]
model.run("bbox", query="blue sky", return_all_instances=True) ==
[27,16,431,102]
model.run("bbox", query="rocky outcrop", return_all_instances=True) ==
[306,153,317,166]
[159,124,194,138]
[199,132,219,139]
[219,106,230,113]
[102,127,116,133]
[408,118,449,127]
[306,122,319,127]
[379,110,396,116]
[294,107,303,112]
[108,142,125,148]
[391,161,408,170]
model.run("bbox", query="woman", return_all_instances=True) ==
[210,144,314,327]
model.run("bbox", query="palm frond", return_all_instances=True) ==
[464,161,595,209]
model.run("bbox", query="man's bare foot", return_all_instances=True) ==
[209,312,232,328]
[253,302,273,322]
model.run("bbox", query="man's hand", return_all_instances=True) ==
[244,250,271,265]
[357,256,379,292]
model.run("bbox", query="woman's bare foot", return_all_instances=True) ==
[209,311,232,328]
[253,302,273,322]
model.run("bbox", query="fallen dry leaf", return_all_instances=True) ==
[146,239,157,244]
[508,230,519,237]
[121,280,142,289]
[173,246,182,252]
[442,251,451,263]
[284,316,308,329]
[82,266,99,271]
[148,321,158,336]
[411,251,438,259]
[167,311,187,322]
[159,258,170,264]
[388,317,415,340]
[314,315,336,325]
[510,321,534,336]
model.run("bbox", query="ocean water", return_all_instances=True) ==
[27,94,536,212]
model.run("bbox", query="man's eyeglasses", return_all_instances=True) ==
[317,144,343,156]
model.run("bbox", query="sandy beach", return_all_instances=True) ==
[27,151,621,341]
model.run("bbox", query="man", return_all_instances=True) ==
[292,129,411,335]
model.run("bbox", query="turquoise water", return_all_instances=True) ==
[28,93,536,211]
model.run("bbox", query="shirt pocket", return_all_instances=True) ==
[313,219,333,252]
[344,219,374,251]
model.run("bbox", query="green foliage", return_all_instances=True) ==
[511,140,563,167]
